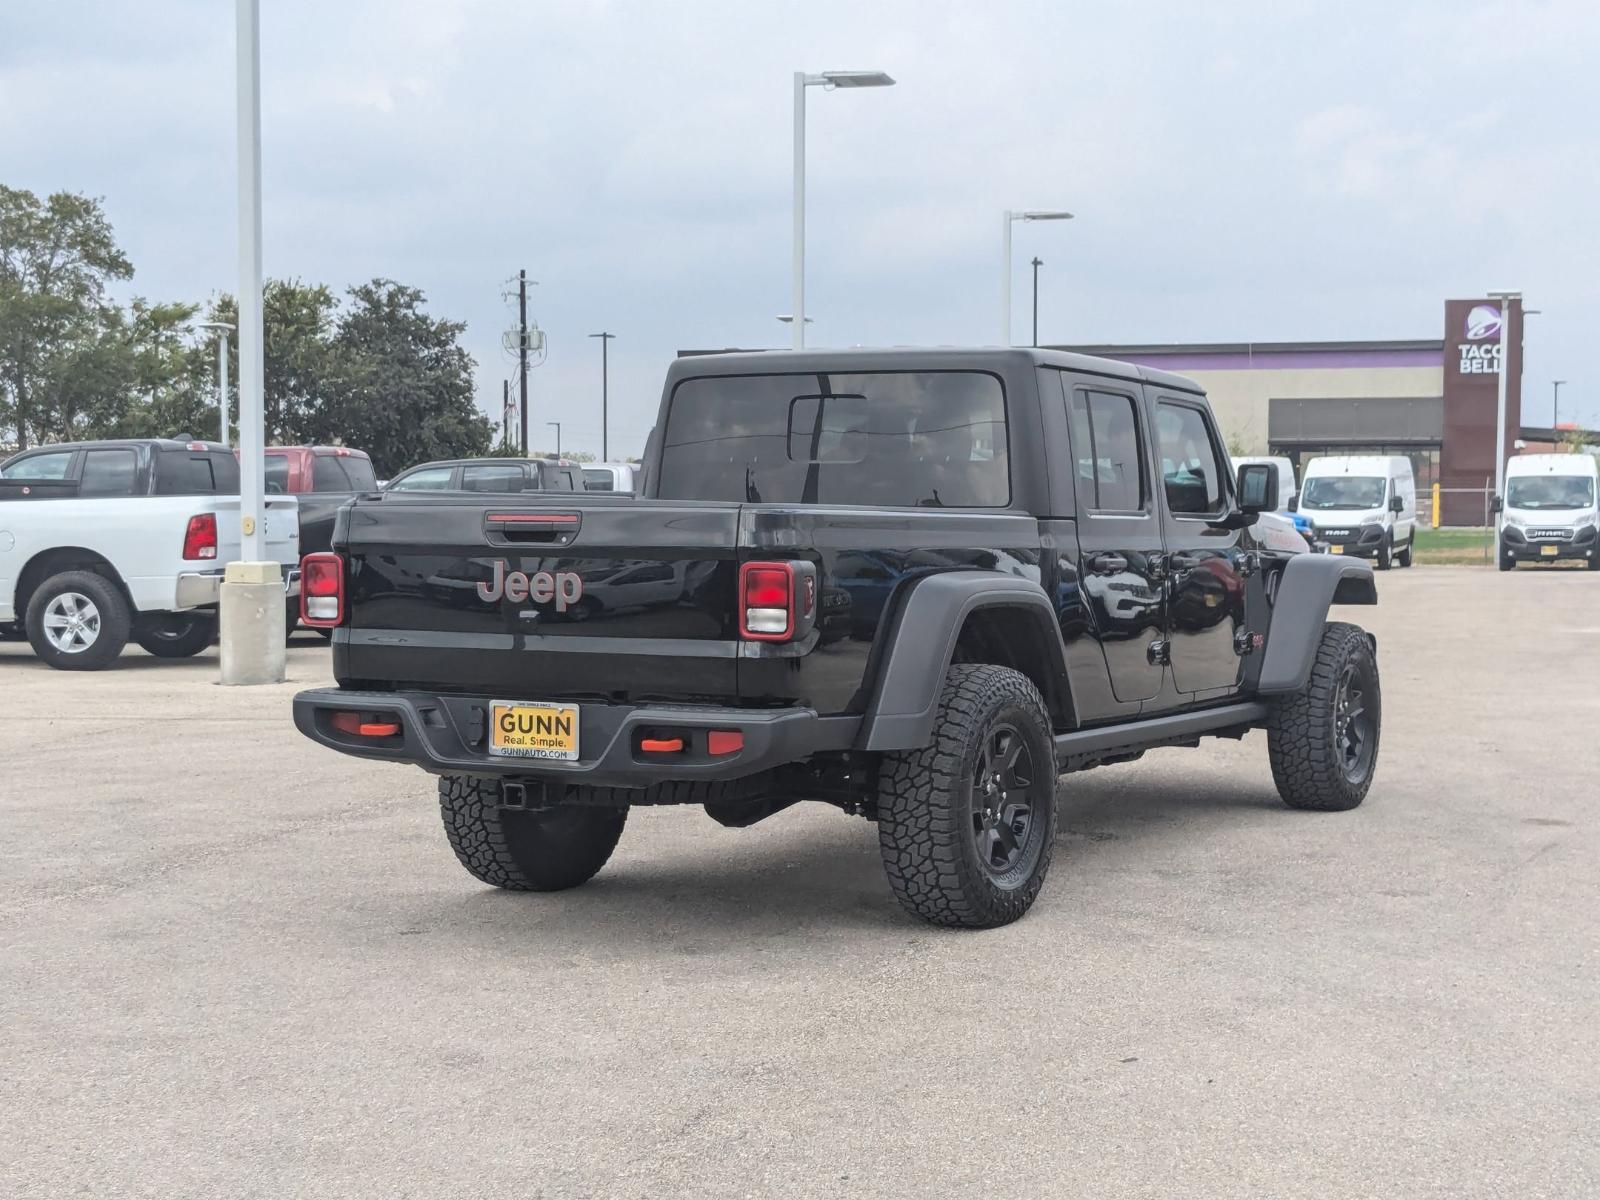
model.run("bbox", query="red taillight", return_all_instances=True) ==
[182,513,217,560]
[740,561,794,641]
[300,552,344,627]
[707,730,745,756]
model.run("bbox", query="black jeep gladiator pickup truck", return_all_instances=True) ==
[294,348,1381,928]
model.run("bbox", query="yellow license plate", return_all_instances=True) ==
[490,701,579,760]
[1540,544,1559,557]
[1328,544,1343,554]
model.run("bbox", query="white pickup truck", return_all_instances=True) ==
[0,438,300,670]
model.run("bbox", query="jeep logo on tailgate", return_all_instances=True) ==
[476,561,584,609]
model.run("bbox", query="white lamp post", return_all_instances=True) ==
[1002,210,1072,345]
[196,321,234,445]
[1487,289,1520,520]
[792,69,895,350]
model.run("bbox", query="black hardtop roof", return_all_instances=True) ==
[667,345,1204,397]
[4,437,228,458]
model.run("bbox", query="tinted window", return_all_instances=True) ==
[388,466,455,491]
[583,468,615,491]
[461,464,527,493]
[341,457,377,490]
[154,451,235,495]
[1068,390,1145,511]
[2,451,73,480]
[312,455,352,492]
[1155,403,1225,514]
[659,371,1009,507]
[264,457,291,494]
[81,449,138,497]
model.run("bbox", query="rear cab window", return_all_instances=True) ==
[462,464,527,493]
[658,371,1009,507]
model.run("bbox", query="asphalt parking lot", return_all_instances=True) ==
[4,566,1598,1198]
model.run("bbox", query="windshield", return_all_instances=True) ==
[1301,476,1385,510]
[1506,475,1594,510]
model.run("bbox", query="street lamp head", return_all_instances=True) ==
[776,315,815,325]
[1487,289,1522,301]
[196,321,236,332]
[818,70,895,89]
[1016,210,1074,222]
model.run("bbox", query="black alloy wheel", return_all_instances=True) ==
[969,723,1038,879]
[1333,661,1375,784]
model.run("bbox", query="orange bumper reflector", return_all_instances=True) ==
[331,712,399,738]
[640,737,684,753]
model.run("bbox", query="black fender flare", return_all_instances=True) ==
[1256,554,1378,694]
[858,571,1070,751]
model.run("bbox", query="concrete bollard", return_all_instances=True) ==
[219,560,286,686]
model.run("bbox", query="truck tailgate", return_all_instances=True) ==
[336,495,743,703]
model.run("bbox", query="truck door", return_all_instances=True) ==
[1151,395,1249,696]
[1063,382,1166,703]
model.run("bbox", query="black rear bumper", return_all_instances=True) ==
[292,688,859,786]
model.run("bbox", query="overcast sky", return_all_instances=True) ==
[4,0,1597,453]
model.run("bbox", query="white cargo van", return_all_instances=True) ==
[1297,455,1417,569]
[1498,453,1600,571]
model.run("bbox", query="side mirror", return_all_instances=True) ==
[1237,462,1278,515]
[1491,495,1503,514]
[1389,494,1403,513]
[1286,492,1299,513]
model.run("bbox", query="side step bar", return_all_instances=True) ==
[1054,701,1269,770]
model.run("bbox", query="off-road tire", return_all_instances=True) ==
[24,570,131,671]
[439,774,627,891]
[1375,535,1393,570]
[1266,621,1380,812]
[876,664,1057,928]
[135,612,218,658]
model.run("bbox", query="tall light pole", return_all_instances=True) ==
[547,421,561,459]
[589,332,615,461]
[235,0,265,563]
[196,321,234,445]
[1002,210,1072,345]
[793,69,896,350]
[1487,289,1520,518]
[1552,379,1566,439]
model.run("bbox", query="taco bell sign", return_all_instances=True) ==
[1456,302,1506,375]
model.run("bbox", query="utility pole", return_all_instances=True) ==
[518,269,529,454]
[589,332,615,461]
[547,421,561,458]
[1552,379,1566,439]
[1030,257,1042,348]
[502,380,511,448]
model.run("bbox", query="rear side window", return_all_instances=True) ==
[1155,403,1226,515]
[461,464,526,493]
[80,448,138,497]
[1068,390,1146,512]
[312,455,353,492]
[583,468,614,491]
[155,450,235,495]
[341,456,377,490]
[2,451,73,480]
[659,371,1009,507]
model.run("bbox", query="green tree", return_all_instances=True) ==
[0,185,133,448]
[317,279,489,475]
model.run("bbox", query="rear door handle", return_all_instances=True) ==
[1168,553,1201,571]
[1085,552,1128,574]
